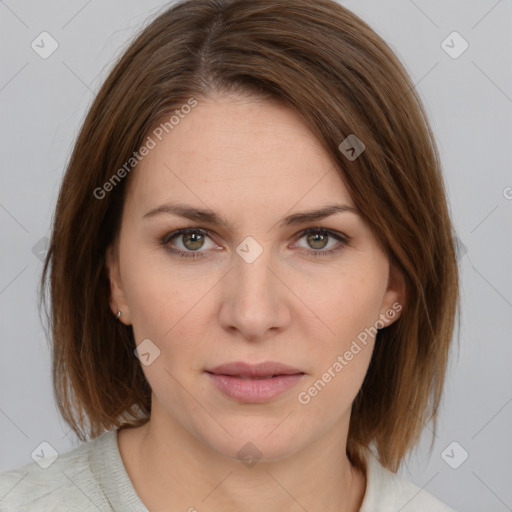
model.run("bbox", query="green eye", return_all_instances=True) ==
[162,227,348,259]
[163,228,213,258]
[181,231,206,251]
[294,228,348,257]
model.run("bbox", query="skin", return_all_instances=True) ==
[106,91,405,512]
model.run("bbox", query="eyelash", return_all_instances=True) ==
[161,227,349,259]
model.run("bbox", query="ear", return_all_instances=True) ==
[105,242,131,325]
[378,258,407,328]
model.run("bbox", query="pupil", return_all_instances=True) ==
[184,232,204,250]
[308,233,328,249]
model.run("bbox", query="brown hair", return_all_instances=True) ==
[40,0,460,473]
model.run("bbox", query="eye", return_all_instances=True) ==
[162,228,218,258]
[293,227,348,257]
[161,227,349,259]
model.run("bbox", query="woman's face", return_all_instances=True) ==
[107,92,404,461]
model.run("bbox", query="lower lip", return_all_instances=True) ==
[206,372,305,403]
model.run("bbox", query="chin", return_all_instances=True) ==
[196,416,304,464]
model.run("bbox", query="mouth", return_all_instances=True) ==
[206,360,304,377]
[205,361,305,403]
[218,374,287,380]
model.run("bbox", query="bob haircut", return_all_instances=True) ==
[40,0,460,474]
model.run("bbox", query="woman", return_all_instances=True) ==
[0,0,459,510]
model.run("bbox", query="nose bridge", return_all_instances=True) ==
[219,235,289,338]
[235,239,273,294]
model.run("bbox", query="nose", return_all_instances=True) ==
[218,241,291,342]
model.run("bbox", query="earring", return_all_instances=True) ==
[116,309,122,320]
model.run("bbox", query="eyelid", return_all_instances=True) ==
[163,227,220,252]
[292,227,348,245]
[161,226,349,258]
[162,227,211,244]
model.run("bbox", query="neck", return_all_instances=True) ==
[118,415,367,512]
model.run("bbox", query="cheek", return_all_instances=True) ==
[294,270,382,413]
[296,262,387,350]
[123,260,212,395]
[121,246,217,341]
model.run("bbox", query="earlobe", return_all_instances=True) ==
[105,243,131,324]
[380,260,407,326]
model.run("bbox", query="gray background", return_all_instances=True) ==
[1,1,511,511]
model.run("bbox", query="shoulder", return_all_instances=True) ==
[0,431,115,512]
[360,451,457,512]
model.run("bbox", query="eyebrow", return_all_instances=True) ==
[142,202,359,227]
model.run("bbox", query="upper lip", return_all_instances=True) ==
[206,361,304,377]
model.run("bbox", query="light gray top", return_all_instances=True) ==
[0,430,456,511]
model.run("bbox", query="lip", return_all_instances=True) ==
[206,361,305,403]
[207,361,304,377]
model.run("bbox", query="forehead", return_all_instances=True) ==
[125,94,353,214]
